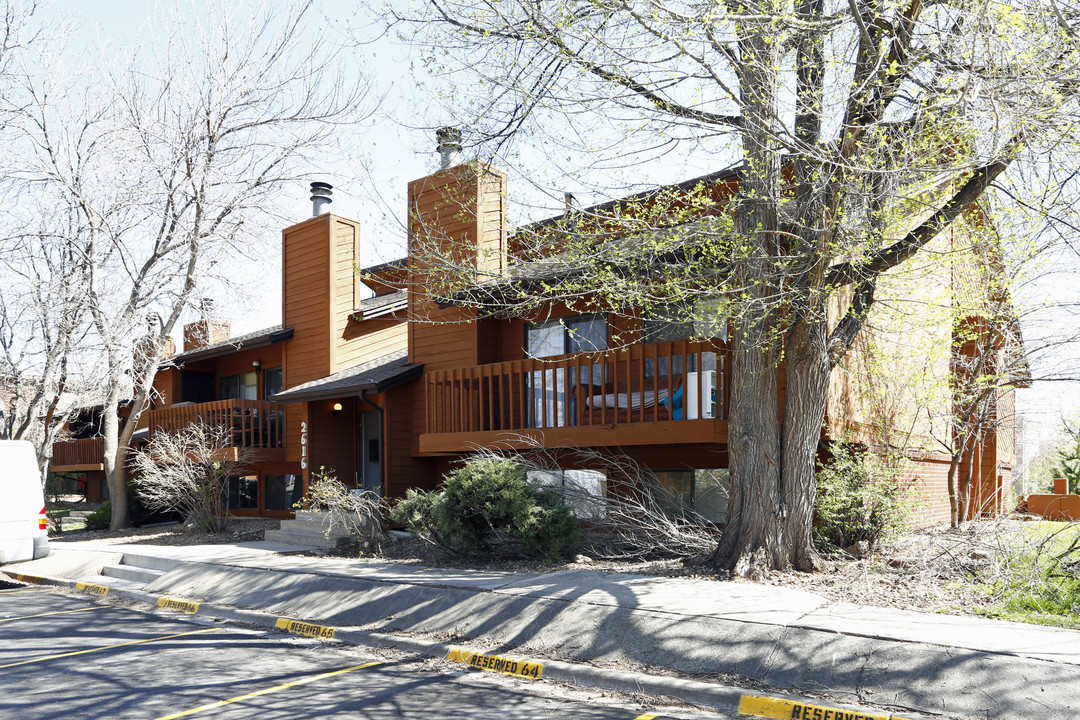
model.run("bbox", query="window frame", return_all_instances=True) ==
[525,312,608,358]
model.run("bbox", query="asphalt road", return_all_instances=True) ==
[0,581,731,720]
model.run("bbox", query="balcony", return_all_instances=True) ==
[52,437,106,471]
[148,399,285,462]
[420,340,729,454]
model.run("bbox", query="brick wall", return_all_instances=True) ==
[903,454,953,527]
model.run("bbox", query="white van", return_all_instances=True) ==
[0,440,50,565]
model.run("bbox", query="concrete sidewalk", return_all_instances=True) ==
[9,539,1080,719]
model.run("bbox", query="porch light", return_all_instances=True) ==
[332,402,342,417]
[252,360,261,373]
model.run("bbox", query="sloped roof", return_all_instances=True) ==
[165,325,294,366]
[271,349,421,403]
[354,290,407,320]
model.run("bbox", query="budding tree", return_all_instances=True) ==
[398,0,1080,573]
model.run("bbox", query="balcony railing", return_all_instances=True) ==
[51,437,105,469]
[148,399,284,449]
[426,340,726,435]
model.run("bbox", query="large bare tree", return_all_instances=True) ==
[397,0,1080,573]
[2,0,371,529]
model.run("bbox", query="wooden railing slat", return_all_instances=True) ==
[146,399,285,450]
[417,340,729,436]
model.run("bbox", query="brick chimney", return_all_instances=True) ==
[183,298,231,352]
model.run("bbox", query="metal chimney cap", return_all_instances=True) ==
[310,181,333,216]
[436,126,462,149]
[436,127,463,169]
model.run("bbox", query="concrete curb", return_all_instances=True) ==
[3,569,940,720]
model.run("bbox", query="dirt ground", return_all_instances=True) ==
[51,512,1049,621]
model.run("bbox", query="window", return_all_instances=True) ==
[263,367,283,400]
[649,468,729,524]
[642,302,720,381]
[525,314,607,427]
[529,469,607,519]
[642,300,728,343]
[642,302,694,344]
[265,474,302,511]
[526,314,607,357]
[228,475,259,510]
[220,372,257,401]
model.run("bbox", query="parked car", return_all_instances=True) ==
[0,440,51,565]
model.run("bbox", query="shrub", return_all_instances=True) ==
[300,467,389,552]
[390,456,578,560]
[814,440,919,554]
[85,501,111,531]
[131,424,253,533]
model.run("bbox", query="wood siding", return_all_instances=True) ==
[281,215,334,468]
[337,318,407,371]
[307,397,358,485]
[383,383,438,498]
[406,164,508,453]
[51,437,105,471]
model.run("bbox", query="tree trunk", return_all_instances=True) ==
[710,323,784,577]
[779,318,831,571]
[946,454,962,528]
[959,441,979,523]
[101,395,131,531]
[967,440,984,524]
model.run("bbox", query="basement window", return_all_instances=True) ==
[528,468,607,519]
[649,468,729,524]
[228,475,259,510]
[265,474,302,511]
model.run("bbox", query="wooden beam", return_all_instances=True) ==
[417,418,726,455]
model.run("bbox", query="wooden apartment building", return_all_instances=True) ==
[51,147,1018,524]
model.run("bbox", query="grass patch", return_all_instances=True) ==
[975,521,1080,629]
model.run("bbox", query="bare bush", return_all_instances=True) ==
[467,441,718,560]
[302,467,389,553]
[130,425,253,533]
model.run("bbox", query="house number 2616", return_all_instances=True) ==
[300,421,308,470]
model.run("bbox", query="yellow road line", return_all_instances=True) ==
[0,627,220,669]
[633,714,660,720]
[0,589,46,596]
[0,606,104,623]
[152,661,384,719]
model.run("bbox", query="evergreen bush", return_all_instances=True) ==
[390,456,578,559]
[85,501,111,530]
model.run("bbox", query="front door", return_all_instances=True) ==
[359,410,382,494]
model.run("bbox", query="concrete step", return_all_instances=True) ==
[81,576,147,592]
[291,510,340,525]
[59,516,87,527]
[119,552,183,573]
[264,529,350,550]
[100,564,165,584]
[276,518,353,540]
[67,510,95,519]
